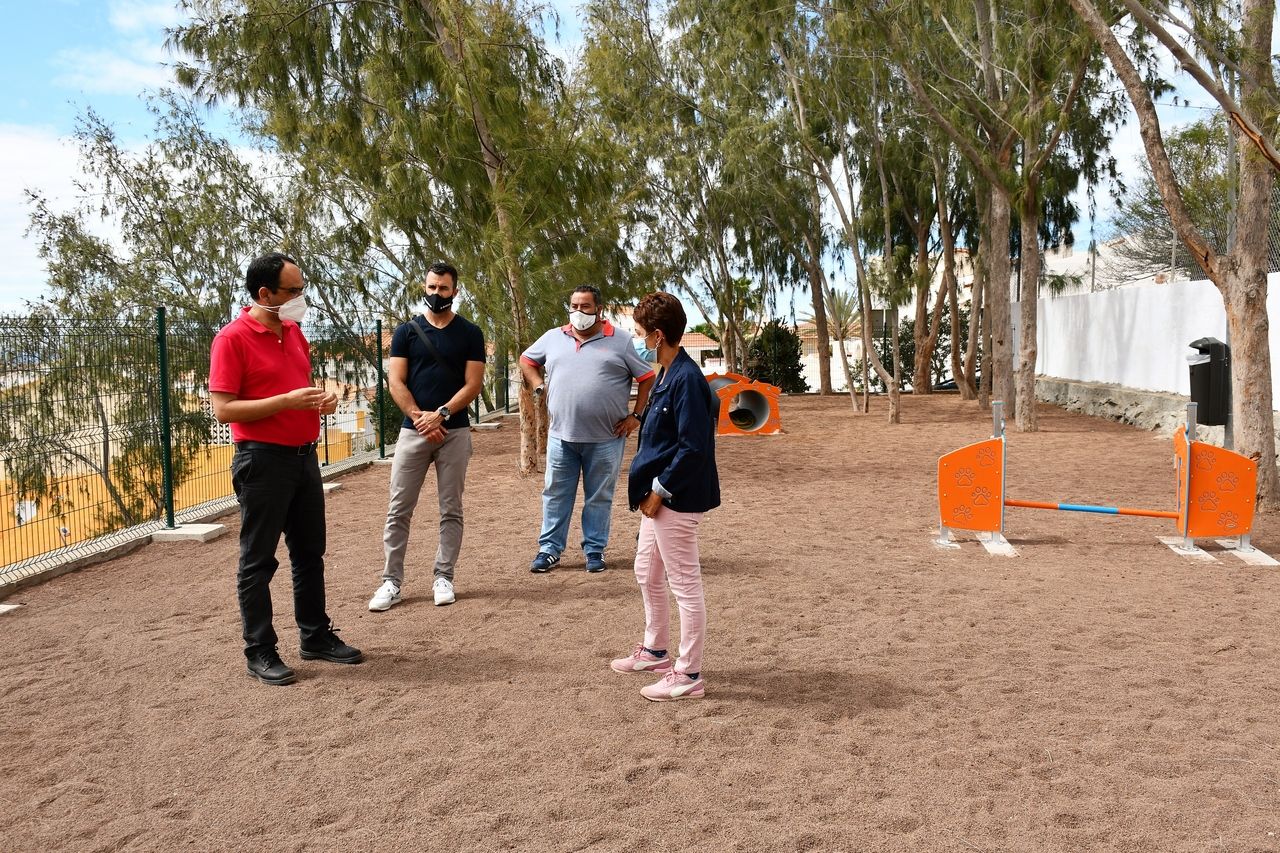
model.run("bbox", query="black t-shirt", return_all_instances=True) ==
[390,314,486,430]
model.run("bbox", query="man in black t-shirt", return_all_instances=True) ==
[369,261,486,611]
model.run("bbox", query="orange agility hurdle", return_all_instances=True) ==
[936,402,1258,553]
[705,373,782,436]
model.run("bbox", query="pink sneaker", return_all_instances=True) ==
[640,670,705,702]
[610,644,674,674]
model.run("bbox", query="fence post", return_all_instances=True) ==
[156,306,176,529]
[376,318,386,459]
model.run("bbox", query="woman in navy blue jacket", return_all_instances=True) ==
[610,292,720,702]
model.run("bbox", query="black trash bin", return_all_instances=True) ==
[1188,337,1230,426]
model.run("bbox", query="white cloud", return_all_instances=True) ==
[108,0,184,34]
[0,125,84,311]
[53,40,175,95]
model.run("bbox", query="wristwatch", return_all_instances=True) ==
[628,412,642,421]
[436,405,451,419]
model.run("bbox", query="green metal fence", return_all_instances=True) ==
[0,309,514,586]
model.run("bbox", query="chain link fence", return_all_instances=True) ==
[0,309,514,585]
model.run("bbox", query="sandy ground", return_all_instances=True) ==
[3,394,1280,852]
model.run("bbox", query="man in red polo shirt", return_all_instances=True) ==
[209,252,363,686]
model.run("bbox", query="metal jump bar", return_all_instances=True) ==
[1004,498,1179,519]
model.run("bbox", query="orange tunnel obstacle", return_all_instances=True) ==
[705,373,782,436]
[936,402,1258,551]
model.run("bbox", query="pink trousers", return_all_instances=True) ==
[633,506,706,674]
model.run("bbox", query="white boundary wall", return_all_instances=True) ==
[1017,272,1280,399]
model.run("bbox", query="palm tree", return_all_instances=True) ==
[803,287,863,411]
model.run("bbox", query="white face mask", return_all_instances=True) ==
[265,294,309,324]
[569,309,597,332]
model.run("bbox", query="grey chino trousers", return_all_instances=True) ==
[382,427,472,585]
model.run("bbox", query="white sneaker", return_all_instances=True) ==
[433,577,456,606]
[368,580,402,612]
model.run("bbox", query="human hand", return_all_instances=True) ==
[423,425,447,443]
[412,409,443,434]
[319,391,339,415]
[613,415,640,438]
[284,386,327,410]
[638,491,663,518]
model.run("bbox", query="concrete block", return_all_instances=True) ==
[323,482,343,493]
[151,524,228,543]
[472,423,502,431]
[0,604,23,615]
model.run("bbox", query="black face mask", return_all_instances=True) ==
[425,293,453,313]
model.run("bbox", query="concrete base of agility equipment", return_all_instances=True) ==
[150,524,227,543]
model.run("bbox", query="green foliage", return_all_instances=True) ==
[746,320,809,394]
[173,0,636,351]
[1108,114,1234,282]
[869,307,971,392]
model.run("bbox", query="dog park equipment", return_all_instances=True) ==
[936,401,1259,553]
[705,372,782,436]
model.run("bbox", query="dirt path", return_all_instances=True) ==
[3,394,1279,852]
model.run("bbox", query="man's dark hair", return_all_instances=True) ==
[633,291,686,346]
[571,285,602,310]
[428,260,459,286]
[245,252,297,299]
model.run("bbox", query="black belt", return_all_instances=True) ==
[235,440,318,456]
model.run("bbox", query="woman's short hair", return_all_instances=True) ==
[633,291,686,345]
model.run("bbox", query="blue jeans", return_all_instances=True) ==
[539,436,626,557]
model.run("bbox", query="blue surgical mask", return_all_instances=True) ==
[633,334,656,362]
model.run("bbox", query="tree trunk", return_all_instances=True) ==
[986,182,1015,409]
[933,150,972,398]
[1225,116,1278,505]
[836,338,857,410]
[495,200,536,472]
[1015,186,1040,431]
[972,194,993,407]
[803,252,833,394]
[860,349,870,413]
[911,227,934,393]
[803,177,834,394]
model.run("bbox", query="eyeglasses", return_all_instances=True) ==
[566,304,598,313]
[279,287,305,296]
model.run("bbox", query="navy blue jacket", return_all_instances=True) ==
[628,348,721,514]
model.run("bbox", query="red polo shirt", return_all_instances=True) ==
[209,306,320,445]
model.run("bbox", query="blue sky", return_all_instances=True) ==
[0,1,1214,314]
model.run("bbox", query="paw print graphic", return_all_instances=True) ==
[1217,471,1239,492]
[952,505,973,521]
[954,468,975,487]
[977,447,996,467]
[972,487,992,506]
[1219,511,1240,531]
[1197,492,1219,512]
[1195,449,1216,471]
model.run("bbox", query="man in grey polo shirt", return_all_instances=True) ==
[520,285,656,573]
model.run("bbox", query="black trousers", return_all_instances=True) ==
[231,445,330,657]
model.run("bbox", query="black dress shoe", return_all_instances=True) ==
[300,627,364,664]
[246,649,297,686]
